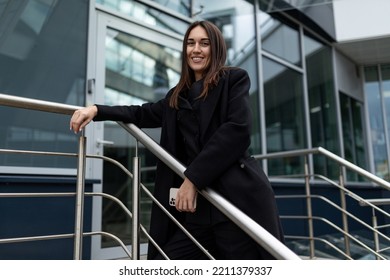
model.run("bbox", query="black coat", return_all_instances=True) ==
[94,68,284,259]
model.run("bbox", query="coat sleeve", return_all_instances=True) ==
[93,97,168,128]
[184,68,252,189]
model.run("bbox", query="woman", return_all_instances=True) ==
[70,21,284,259]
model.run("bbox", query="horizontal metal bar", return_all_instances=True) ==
[253,147,321,160]
[0,148,78,157]
[254,147,390,191]
[0,93,80,114]
[359,198,390,206]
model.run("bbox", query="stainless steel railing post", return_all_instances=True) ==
[339,165,351,257]
[372,208,380,260]
[132,141,140,260]
[304,154,315,259]
[73,134,87,260]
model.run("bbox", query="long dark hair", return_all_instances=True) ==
[169,21,227,109]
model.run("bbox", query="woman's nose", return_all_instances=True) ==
[193,42,201,52]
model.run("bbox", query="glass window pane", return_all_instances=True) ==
[381,65,390,155]
[259,11,301,66]
[340,93,368,181]
[0,0,88,169]
[304,33,339,179]
[105,29,181,105]
[365,66,389,180]
[263,57,306,175]
[382,65,390,178]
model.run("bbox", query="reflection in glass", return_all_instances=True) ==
[102,28,181,247]
[340,93,367,181]
[96,0,189,35]
[263,57,306,175]
[382,65,390,178]
[259,11,301,66]
[0,0,88,168]
[304,33,339,179]
[258,0,334,12]
[105,29,181,104]
[151,0,191,16]
[365,66,389,180]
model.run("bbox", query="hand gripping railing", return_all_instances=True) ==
[0,92,300,260]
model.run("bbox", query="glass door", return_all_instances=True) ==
[91,11,182,259]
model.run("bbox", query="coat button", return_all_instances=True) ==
[240,163,245,168]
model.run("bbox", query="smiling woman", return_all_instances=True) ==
[70,20,284,260]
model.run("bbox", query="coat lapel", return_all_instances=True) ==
[163,105,179,155]
[198,79,224,140]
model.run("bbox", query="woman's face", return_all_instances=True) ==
[186,25,211,81]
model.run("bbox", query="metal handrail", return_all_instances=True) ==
[279,196,389,259]
[0,92,299,260]
[278,193,390,244]
[254,149,390,259]
[254,147,390,191]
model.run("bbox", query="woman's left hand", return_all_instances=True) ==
[176,177,197,213]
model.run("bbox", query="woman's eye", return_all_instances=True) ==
[200,42,209,47]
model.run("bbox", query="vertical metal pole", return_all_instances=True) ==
[74,135,87,260]
[304,155,315,259]
[339,166,350,257]
[132,141,140,260]
[372,209,380,260]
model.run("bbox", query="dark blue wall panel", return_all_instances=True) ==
[0,176,94,260]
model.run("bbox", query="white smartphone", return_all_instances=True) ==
[169,187,197,208]
[169,187,178,206]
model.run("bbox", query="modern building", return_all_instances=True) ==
[0,0,389,259]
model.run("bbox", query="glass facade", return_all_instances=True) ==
[0,0,89,169]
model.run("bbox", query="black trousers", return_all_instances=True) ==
[153,220,273,260]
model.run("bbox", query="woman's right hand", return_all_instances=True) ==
[69,105,98,133]
[175,177,197,213]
